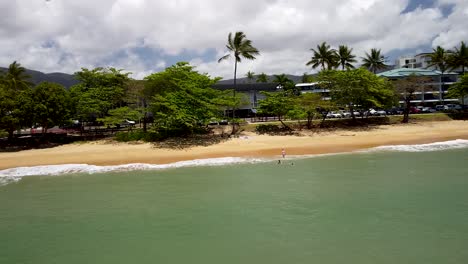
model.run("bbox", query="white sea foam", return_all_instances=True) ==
[365,139,468,153]
[0,157,270,185]
[1,139,467,186]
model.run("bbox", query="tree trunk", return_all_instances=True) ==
[233,60,237,119]
[321,111,329,127]
[279,116,292,131]
[307,113,313,129]
[350,105,356,123]
[402,97,411,123]
[441,72,445,105]
[7,129,14,141]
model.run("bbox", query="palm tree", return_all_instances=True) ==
[361,48,388,74]
[449,41,468,74]
[256,72,268,83]
[306,42,337,70]
[245,71,255,83]
[273,74,293,88]
[1,61,32,90]
[218,32,260,118]
[336,45,356,70]
[427,46,450,105]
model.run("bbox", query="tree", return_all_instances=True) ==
[294,93,323,129]
[427,46,450,105]
[256,72,269,83]
[336,45,356,70]
[0,61,34,140]
[361,48,388,74]
[147,62,227,136]
[394,74,431,123]
[69,67,130,126]
[448,41,468,74]
[245,71,255,83]
[448,73,468,105]
[273,74,298,95]
[0,61,33,91]
[218,31,260,118]
[257,91,294,130]
[32,82,70,134]
[318,68,395,121]
[306,42,337,70]
[97,106,142,129]
[125,80,150,132]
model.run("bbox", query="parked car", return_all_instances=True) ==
[326,112,343,118]
[386,108,403,115]
[420,107,436,113]
[376,110,387,116]
[218,120,229,125]
[409,107,420,114]
[444,104,462,111]
[435,105,445,111]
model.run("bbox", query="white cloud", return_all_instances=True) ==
[0,0,466,79]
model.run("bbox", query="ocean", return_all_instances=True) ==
[1,140,468,264]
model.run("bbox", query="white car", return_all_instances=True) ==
[444,104,462,111]
[326,112,343,118]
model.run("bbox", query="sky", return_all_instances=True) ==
[1,0,467,79]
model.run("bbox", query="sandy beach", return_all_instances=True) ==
[1,120,468,170]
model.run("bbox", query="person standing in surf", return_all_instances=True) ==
[281,148,286,159]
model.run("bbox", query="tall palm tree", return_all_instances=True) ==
[336,45,356,70]
[256,72,268,83]
[427,46,450,104]
[449,41,468,74]
[218,32,260,118]
[1,61,32,90]
[245,71,255,84]
[361,48,388,74]
[306,42,337,70]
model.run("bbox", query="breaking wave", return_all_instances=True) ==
[0,157,270,186]
[1,139,467,186]
[365,139,468,153]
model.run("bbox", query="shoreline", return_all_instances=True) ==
[1,120,468,170]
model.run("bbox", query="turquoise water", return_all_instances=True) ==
[1,148,468,264]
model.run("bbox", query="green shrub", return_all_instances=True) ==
[255,124,285,134]
[0,130,7,138]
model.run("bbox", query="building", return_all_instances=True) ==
[377,68,459,106]
[295,82,331,100]
[212,83,279,117]
[395,53,434,69]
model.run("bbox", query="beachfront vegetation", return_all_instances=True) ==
[218,31,260,118]
[318,68,395,121]
[394,74,432,123]
[32,82,71,133]
[145,62,232,137]
[448,73,468,105]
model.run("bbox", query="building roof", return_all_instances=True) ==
[377,68,458,78]
[212,83,279,92]
[295,82,319,87]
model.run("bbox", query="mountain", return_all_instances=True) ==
[217,74,315,84]
[0,67,79,88]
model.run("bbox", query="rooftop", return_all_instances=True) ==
[377,68,458,78]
